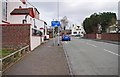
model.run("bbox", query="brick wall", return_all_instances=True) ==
[84,33,120,41]
[101,33,120,41]
[84,33,96,39]
[0,24,31,50]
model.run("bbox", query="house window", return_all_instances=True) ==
[2,0,7,21]
[32,29,42,36]
[81,32,84,34]
[73,32,77,34]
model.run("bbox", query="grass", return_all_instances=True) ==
[0,49,13,57]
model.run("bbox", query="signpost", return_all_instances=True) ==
[51,21,60,46]
[51,21,60,27]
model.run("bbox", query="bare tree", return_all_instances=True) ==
[61,16,69,30]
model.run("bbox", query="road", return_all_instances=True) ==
[62,37,118,75]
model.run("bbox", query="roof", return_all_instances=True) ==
[34,8,40,14]
[44,21,47,25]
[10,8,35,18]
[20,0,26,4]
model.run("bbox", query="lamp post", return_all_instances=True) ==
[57,0,60,46]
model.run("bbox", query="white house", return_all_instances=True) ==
[1,0,27,24]
[71,24,85,37]
[0,0,48,51]
[106,21,120,33]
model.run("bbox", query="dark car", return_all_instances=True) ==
[62,35,71,41]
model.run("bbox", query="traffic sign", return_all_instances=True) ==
[51,21,60,27]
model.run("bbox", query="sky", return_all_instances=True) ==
[27,0,120,26]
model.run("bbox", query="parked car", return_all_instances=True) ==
[62,35,71,41]
[75,34,80,37]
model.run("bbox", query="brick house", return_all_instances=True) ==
[0,0,47,51]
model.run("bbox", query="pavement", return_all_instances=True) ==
[62,37,118,75]
[3,39,69,75]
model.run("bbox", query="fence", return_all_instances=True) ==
[1,45,29,72]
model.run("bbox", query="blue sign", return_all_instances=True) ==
[51,21,60,27]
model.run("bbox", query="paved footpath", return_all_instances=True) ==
[3,39,69,75]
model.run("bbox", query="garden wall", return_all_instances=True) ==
[1,24,31,50]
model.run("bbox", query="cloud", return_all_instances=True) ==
[28,0,119,2]
[28,0,119,26]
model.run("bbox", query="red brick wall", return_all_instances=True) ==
[101,33,120,41]
[84,34,96,39]
[84,33,120,41]
[0,24,31,50]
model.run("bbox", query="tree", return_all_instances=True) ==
[60,16,69,30]
[83,12,117,33]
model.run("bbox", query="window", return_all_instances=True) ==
[32,28,42,36]
[81,32,84,34]
[2,0,7,21]
[73,32,77,34]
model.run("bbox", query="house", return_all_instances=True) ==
[106,20,120,33]
[71,24,85,37]
[1,0,27,24]
[106,24,117,33]
[47,27,53,38]
[0,0,48,51]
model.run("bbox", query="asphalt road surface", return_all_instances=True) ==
[62,37,119,75]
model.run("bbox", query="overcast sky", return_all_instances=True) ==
[28,0,119,26]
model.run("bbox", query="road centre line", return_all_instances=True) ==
[104,49,120,56]
[86,42,119,56]
[86,43,97,47]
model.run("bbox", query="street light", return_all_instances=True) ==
[57,0,60,46]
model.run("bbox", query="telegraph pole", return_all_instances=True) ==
[57,0,60,46]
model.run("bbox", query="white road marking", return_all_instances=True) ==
[87,43,97,47]
[86,42,119,56]
[104,49,120,56]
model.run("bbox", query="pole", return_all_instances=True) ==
[57,0,60,46]
[58,26,60,46]
[57,0,59,21]
[53,27,55,46]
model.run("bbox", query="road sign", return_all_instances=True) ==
[51,21,60,27]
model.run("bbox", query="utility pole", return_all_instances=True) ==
[57,0,60,46]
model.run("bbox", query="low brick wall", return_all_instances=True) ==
[101,33,120,41]
[84,33,96,39]
[84,33,120,41]
[0,24,31,50]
